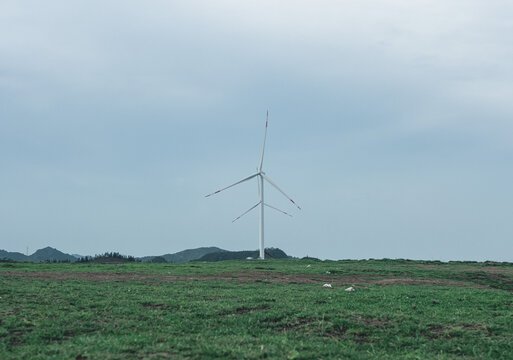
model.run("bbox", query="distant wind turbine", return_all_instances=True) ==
[205,111,301,259]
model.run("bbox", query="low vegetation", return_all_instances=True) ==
[1,259,512,359]
[76,252,139,264]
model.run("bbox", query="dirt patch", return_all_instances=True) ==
[427,325,451,339]
[9,330,30,346]
[235,304,271,315]
[349,331,371,344]
[428,323,487,339]
[0,270,370,285]
[141,302,172,310]
[370,278,489,288]
[0,270,494,290]
[478,267,513,275]
[143,351,179,359]
[413,264,513,275]
[352,314,387,328]
[461,323,487,331]
[278,317,315,332]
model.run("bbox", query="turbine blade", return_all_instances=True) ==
[261,173,301,210]
[205,173,259,197]
[258,110,268,171]
[232,202,261,223]
[264,203,293,217]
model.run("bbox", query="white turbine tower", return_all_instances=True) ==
[205,111,301,259]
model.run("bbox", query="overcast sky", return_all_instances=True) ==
[1,1,512,261]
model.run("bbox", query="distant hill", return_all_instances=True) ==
[196,248,289,262]
[28,247,77,262]
[0,247,77,262]
[0,250,29,262]
[149,256,167,263]
[1,246,289,263]
[140,247,227,263]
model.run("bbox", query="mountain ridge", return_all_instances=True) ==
[139,247,228,263]
[0,246,289,263]
[0,247,76,262]
[196,248,289,262]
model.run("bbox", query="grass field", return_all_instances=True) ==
[1,259,513,359]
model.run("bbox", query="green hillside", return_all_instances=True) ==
[159,246,227,263]
[28,247,76,263]
[196,248,288,261]
[0,250,29,262]
[0,247,76,263]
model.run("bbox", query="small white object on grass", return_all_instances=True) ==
[323,283,332,288]
[306,264,311,268]
[345,286,355,292]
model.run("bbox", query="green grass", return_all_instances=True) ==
[1,260,513,359]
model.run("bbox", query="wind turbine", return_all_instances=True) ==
[205,111,301,259]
